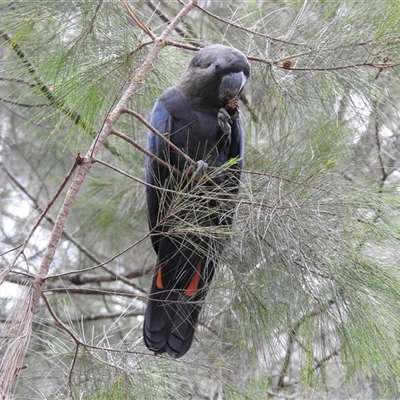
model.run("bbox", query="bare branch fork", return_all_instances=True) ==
[0,1,198,396]
[277,300,335,390]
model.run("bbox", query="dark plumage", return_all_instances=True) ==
[143,44,250,358]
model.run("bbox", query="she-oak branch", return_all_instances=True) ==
[0,1,199,396]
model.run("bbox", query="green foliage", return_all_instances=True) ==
[2,0,400,399]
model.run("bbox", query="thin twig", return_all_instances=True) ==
[277,300,334,390]
[147,0,188,39]
[0,98,49,107]
[66,310,144,325]
[249,53,400,71]
[0,76,37,87]
[41,293,81,392]
[92,157,148,184]
[110,128,183,173]
[87,0,103,34]
[122,0,157,40]
[194,3,309,47]
[0,243,23,257]
[372,100,388,190]
[122,107,197,166]
[43,287,141,297]
[312,348,340,372]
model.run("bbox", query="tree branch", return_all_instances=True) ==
[277,300,334,390]
[122,107,197,166]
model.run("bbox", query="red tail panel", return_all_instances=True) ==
[156,264,164,289]
[184,263,202,296]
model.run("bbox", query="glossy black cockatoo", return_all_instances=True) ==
[143,44,250,358]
